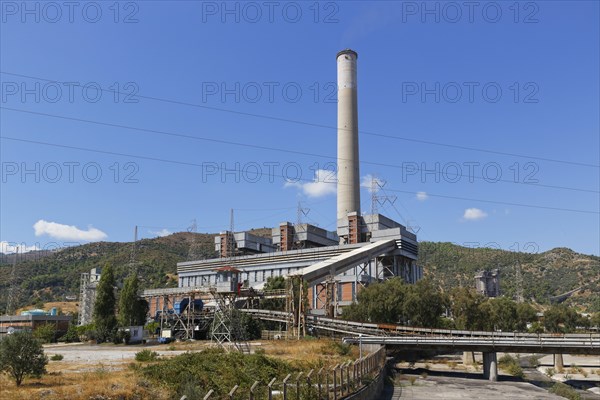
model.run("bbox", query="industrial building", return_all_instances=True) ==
[475,269,500,297]
[0,309,72,338]
[144,50,422,326]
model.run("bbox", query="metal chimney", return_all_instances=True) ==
[336,49,360,223]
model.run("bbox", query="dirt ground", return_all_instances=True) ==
[0,338,360,399]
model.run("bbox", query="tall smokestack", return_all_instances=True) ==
[336,49,360,223]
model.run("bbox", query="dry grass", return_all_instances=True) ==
[260,338,359,366]
[0,366,169,400]
[1,339,359,399]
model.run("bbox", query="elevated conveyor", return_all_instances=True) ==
[291,239,397,286]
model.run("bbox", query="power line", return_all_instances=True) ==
[1,106,597,194]
[2,135,598,215]
[2,71,598,169]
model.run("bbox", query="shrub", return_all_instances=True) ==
[0,332,48,386]
[135,349,159,362]
[528,355,541,368]
[545,367,556,377]
[50,354,64,361]
[499,354,524,378]
[33,323,57,344]
[58,325,80,343]
[320,341,351,356]
[549,382,581,400]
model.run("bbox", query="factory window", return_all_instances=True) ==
[270,270,274,278]
[262,270,266,281]
[279,268,283,276]
[254,271,258,282]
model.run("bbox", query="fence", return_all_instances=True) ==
[181,346,387,400]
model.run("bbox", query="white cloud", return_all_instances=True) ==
[0,242,40,254]
[33,220,107,241]
[360,175,385,193]
[416,191,428,201]
[284,170,337,198]
[462,208,488,221]
[150,229,172,237]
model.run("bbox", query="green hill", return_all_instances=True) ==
[1,235,598,313]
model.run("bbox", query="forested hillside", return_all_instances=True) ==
[419,242,600,312]
[1,235,598,312]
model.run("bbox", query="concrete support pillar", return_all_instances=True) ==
[482,352,498,382]
[463,351,475,365]
[553,354,564,370]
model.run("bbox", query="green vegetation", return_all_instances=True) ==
[1,236,598,313]
[50,354,64,361]
[135,349,159,362]
[139,348,300,398]
[549,382,581,400]
[93,263,118,343]
[343,280,590,333]
[498,354,524,378]
[33,322,57,343]
[118,273,149,327]
[419,242,600,312]
[343,278,446,327]
[544,304,579,333]
[58,324,81,343]
[0,331,48,386]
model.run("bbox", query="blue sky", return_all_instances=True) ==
[1,0,599,256]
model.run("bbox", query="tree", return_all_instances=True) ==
[451,287,485,330]
[118,273,149,327]
[544,304,579,333]
[342,278,409,324]
[479,297,519,331]
[591,312,600,328]
[403,279,446,328]
[516,302,538,330]
[93,263,118,342]
[0,331,48,386]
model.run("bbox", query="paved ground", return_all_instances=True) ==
[43,342,191,371]
[385,375,565,399]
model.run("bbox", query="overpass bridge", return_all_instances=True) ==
[243,308,600,381]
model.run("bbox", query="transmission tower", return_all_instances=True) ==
[228,209,236,259]
[129,225,138,275]
[370,176,397,215]
[186,219,204,261]
[515,260,524,303]
[5,246,19,315]
[293,201,310,249]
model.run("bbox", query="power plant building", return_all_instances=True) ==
[145,50,422,319]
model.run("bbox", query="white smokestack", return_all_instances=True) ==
[336,49,360,223]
